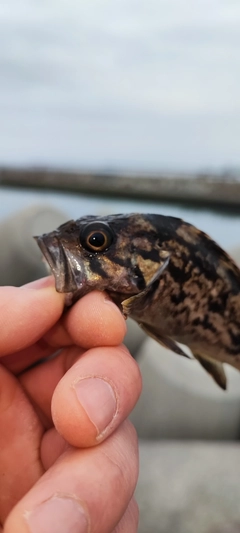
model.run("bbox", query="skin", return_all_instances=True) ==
[0,277,142,533]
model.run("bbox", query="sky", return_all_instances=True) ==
[0,0,240,171]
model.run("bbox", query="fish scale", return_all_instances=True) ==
[35,213,240,390]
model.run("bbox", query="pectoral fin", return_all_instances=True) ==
[122,256,192,359]
[194,353,227,390]
[122,256,170,317]
[138,322,192,359]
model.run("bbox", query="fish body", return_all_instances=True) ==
[35,213,240,389]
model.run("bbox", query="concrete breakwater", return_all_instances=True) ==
[1,167,240,208]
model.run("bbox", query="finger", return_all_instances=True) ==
[0,280,64,358]
[52,345,142,447]
[1,343,59,376]
[30,290,126,360]
[40,429,69,470]
[21,344,142,445]
[112,498,139,533]
[19,348,82,426]
[18,291,129,421]
[61,291,127,348]
[2,291,126,375]
[4,421,139,533]
[0,365,44,523]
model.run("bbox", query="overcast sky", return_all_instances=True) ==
[0,0,240,171]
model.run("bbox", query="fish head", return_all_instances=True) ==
[35,213,163,305]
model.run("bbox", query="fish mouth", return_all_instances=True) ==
[35,233,85,294]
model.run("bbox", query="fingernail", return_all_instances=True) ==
[25,495,89,533]
[74,377,118,436]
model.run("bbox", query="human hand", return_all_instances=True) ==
[0,278,142,533]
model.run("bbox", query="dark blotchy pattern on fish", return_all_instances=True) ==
[35,213,240,389]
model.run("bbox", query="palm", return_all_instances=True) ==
[0,364,44,523]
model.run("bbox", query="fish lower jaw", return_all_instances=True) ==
[64,292,77,306]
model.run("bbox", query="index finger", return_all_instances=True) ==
[1,281,127,375]
[0,278,65,358]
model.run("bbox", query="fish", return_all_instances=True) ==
[35,213,240,390]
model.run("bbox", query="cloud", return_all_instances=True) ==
[0,0,239,170]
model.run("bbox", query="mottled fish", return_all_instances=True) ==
[35,213,240,390]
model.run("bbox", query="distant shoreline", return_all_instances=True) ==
[1,167,240,208]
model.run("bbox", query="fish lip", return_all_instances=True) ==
[35,234,84,293]
[35,235,58,275]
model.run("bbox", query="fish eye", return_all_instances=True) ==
[80,221,114,252]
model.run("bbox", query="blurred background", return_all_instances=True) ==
[1,1,240,532]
